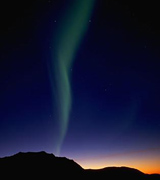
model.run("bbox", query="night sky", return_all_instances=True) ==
[0,0,160,174]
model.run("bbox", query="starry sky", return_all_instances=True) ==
[0,0,160,174]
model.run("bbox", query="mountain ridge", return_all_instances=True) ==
[0,151,159,179]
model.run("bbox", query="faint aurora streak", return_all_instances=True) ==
[51,0,95,154]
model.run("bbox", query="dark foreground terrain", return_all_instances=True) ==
[0,151,159,179]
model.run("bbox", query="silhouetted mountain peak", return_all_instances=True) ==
[0,152,159,179]
[12,151,54,158]
[100,166,144,174]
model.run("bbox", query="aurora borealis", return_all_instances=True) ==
[0,0,160,174]
[50,0,95,154]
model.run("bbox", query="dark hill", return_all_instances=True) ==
[0,152,159,179]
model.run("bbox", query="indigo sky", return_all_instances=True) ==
[0,0,160,174]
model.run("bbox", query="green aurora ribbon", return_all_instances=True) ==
[51,0,95,154]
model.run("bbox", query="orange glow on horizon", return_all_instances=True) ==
[73,148,160,174]
[77,160,160,174]
[76,158,160,174]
